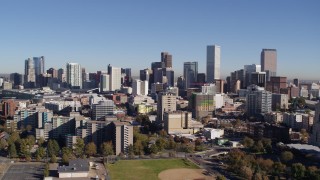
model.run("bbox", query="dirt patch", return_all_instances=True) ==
[158,168,214,180]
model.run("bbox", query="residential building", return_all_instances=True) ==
[92,100,115,120]
[272,94,288,111]
[157,93,177,122]
[110,121,133,155]
[246,85,272,117]
[66,63,82,89]
[100,73,110,92]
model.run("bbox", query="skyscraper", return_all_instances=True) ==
[207,45,221,82]
[261,49,277,81]
[161,52,172,68]
[33,56,45,76]
[66,63,82,89]
[183,62,198,89]
[24,58,36,87]
[108,65,121,91]
[100,73,110,92]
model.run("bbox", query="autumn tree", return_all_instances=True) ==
[47,139,60,157]
[100,141,114,156]
[241,137,254,148]
[281,151,293,163]
[291,163,306,179]
[74,138,85,158]
[85,142,97,157]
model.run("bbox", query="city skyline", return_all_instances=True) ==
[0,1,319,80]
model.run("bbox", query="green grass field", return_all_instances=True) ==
[107,158,199,180]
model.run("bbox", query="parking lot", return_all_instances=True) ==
[2,163,44,180]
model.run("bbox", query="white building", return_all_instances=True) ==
[132,79,149,96]
[214,94,224,109]
[100,73,110,92]
[66,63,82,89]
[109,66,121,91]
[202,83,217,95]
[246,85,272,116]
[203,128,224,140]
[206,45,221,82]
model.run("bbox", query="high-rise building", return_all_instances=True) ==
[66,63,82,89]
[246,85,272,117]
[58,68,66,83]
[251,72,267,88]
[100,73,110,92]
[33,56,45,76]
[164,68,174,87]
[10,73,24,87]
[132,79,148,96]
[293,78,299,87]
[161,52,172,68]
[189,93,214,120]
[244,64,261,87]
[311,103,320,146]
[157,93,177,122]
[207,45,221,82]
[110,121,133,155]
[272,94,288,111]
[92,100,115,120]
[266,76,287,94]
[108,65,121,91]
[24,58,36,87]
[47,68,58,79]
[183,62,198,90]
[261,49,277,81]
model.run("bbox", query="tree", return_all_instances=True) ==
[85,142,97,157]
[7,131,20,145]
[62,147,74,164]
[50,154,57,163]
[242,137,254,148]
[256,158,274,173]
[26,125,32,132]
[166,137,176,150]
[291,163,306,179]
[149,144,158,154]
[300,129,309,144]
[43,163,49,177]
[47,139,60,157]
[18,138,31,157]
[272,162,286,176]
[281,151,293,163]
[35,147,46,161]
[241,166,253,179]
[8,142,17,158]
[26,135,36,147]
[0,138,8,150]
[100,141,114,156]
[128,144,134,156]
[216,175,227,180]
[156,138,167,152]
[74,138,85,158]
[251,140,264,153]
[133,140,144,155]
[38,137,45,147]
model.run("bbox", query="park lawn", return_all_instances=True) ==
[107,158,199,180]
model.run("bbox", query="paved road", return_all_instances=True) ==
[2,163,44,180]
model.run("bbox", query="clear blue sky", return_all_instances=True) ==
[0,0,319,80]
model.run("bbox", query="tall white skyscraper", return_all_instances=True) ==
[66,63,82,89]
[109,66,121,91]
[207,45,221,82]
